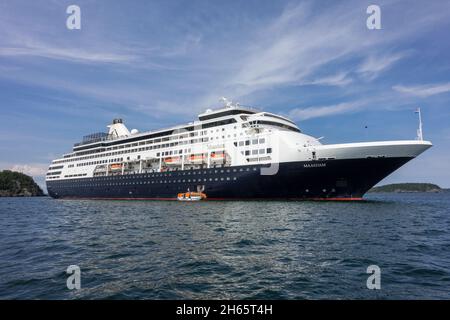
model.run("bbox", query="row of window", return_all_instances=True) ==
[68,119,238,157]
[157,148,192,157]
[79,133,260,163]
[53,176,238,188]
[49,166,260,182]
[247,156,271,163]
[71,143,269,169]
[236,138,266,147]
[64,173,87,178]
[241,148,272,156]
[57,134,231,165]
[48,165,64,171]
[66,140,205,165]
[75,146,231,167]
[53,118,265,165]
[46,171,61,176]
[77,157,124,167]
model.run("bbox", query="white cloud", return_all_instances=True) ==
[393,83,450,98]
[210,2,429,103]
[306,72,353,87]
[0,42,137,64]
[357,52,406,80]
[5,163,48,177]
[288,101,365,121]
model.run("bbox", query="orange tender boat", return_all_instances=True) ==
[177,192,207,201]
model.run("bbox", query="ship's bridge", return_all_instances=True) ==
[198,97,259,121]
[198,98,301,133]
[198,106,257,121]
[243,112,301,133]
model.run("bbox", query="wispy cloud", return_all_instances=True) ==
[204,1,439,104]
[305,72,353,87]
[393,82,450,97]
[1,1,448,116]
[288,101,366,121]
[226,2,358,92]
[357,52,407,80]
[0,44,136,64]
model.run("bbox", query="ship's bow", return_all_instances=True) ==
[311,140,433,198]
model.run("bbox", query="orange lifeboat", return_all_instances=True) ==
[164,156,181,164]
[210,152,225,160]
[110,163,122,170]
[189,154,205,162]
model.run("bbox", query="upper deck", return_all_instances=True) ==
[54,100,302,166]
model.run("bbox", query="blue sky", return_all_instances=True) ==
[1,0,450,189]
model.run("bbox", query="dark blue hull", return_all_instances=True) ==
[46,157,412,200]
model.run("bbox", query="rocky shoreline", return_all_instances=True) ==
[0,170,45,197]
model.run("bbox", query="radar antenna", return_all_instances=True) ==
[220,97,234,108]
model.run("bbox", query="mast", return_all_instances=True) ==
[416,108,423,141]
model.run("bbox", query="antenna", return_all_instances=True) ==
[415,107,423,141]
[219,97,233,108]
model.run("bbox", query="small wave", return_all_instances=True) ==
[234,239,256,247]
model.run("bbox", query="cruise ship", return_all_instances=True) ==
[46,99,432,200]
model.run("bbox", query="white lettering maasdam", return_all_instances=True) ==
[304,163,326,168]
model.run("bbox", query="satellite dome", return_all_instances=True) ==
[130,129,139,135]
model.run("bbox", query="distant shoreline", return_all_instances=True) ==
[0,194,48,198]
[369,183,444,193]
